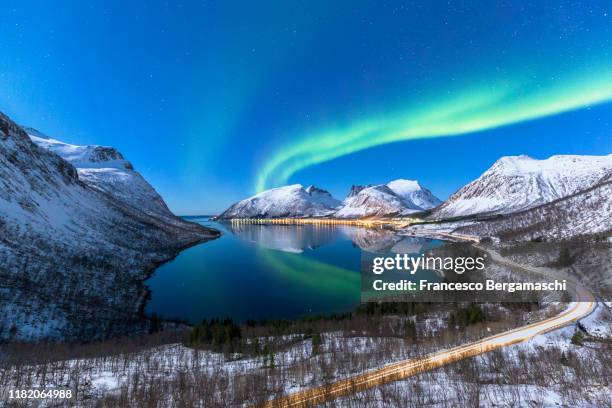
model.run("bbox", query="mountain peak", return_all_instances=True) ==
[386,179,442,210]
[27,129,173,218]
[387,179,422,190]
[21,126,50,140]
[27,131,133,171]
[336,184,418,218]
[491,154,612,176]
[305,184,332,197]
[218,184,340,219]
[346,184,369,199]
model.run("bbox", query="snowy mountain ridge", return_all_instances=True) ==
[386,179,442,210]
[28,133,132,169]
[335,184,415,218]
[27,129,174,219]
[216,184,342,219]
[456,176,612,241]
[218,155,610,223]
[218,179,441,219]
[432,154,612,219]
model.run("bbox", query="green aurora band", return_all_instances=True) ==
[256,69,612,192]
[261,249,360,297]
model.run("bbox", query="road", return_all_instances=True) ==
[260,236,596,408]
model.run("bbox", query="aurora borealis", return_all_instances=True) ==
[257,66,612,192]
[1,1,611,213]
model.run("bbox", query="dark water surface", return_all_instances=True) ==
[145,217,440,323]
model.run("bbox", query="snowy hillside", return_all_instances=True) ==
[335,185,418,218]
[346,185,368,198]
[432,155,612,219]
[0,112,218,341]
[386,179,442,210]
[27,129,173,219]
[457,176,612,241]
[216,184,341,219]
[335,180,440,218]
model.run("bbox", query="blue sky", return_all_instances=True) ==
[1,1,611,214]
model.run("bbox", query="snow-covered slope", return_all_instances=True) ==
[0,113,218,341]
[335,180,440,218]
[386,179,442,210]
[27,130,172,219]
[432,155,612,219]
[457,176,612,241]
[346,185,368,198]
[219,180,440,220]
[335,185,418,218]
[216,184,341,219]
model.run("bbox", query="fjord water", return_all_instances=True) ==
[145,217,440,324]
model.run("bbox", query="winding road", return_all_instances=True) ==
[260,236,597,408]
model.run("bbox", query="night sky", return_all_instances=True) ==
[1,1,611,213]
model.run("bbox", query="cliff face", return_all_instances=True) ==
[0,112,219,341]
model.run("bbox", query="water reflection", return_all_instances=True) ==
[226,222,338,253]
[226,221,430,255]
[145,218,437,323]
[260,250,360,297]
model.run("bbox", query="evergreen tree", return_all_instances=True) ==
[571,329,584,346]
[311,332,322,355]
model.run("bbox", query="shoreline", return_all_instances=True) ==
[223,217,420,229]
[137,221,222,328]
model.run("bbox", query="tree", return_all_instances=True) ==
[557,247,573,267]
[571,329,584,346]
[268,350,275,369]
[311,332,322,355]
[149,313,161,334]
[449,304,485,327]
[261,343,275,369]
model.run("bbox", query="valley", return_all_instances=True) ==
[0,109,610,406]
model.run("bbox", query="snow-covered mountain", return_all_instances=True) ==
[335,180,441,218]
[27,129,172,219]
[457,175,612,241]
[0,113,218,341]
[216,184,342,219]
[386,179,442,210]
[432,155,612,219]
[346,184,368,198]
[218,180,441,220]
[335,185,418,218]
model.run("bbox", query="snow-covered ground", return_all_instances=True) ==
[579,303,612,339]
[329,321,611,407]
[2,303,607,407]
